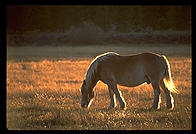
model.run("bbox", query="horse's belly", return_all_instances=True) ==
[118,79,146,87]
[117,72,146,87]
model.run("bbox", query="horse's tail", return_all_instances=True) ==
[162,55,179,94]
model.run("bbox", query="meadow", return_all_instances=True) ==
[7,44,192,130]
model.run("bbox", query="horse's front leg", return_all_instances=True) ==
[108,86,116,109]
[108,84,127,110]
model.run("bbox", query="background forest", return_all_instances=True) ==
[7,6,191,46]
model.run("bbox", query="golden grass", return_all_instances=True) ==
[7,56,191,130]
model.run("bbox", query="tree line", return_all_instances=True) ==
[7,6,191,34]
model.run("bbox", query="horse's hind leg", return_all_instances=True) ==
[108,86,117,109]
[160,80,174,110]
[108,84,126,110]
[151,82,161,110]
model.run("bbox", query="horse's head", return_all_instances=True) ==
[81,80,94,108]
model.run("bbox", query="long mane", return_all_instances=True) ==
[85,52,118,84]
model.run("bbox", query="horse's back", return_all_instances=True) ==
[98,52,165,68]
[98,52,164,71]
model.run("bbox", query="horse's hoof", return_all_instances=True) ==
[167,104,174,111]
[149,106,160,111]
[108,106,115,110]
[120,107,127,110]
[167,106,174,111]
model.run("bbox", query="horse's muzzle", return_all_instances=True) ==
[81,103,87,108]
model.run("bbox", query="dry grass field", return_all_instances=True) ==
[7,45,191,130]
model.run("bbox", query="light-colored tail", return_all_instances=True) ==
[162,55,179,94]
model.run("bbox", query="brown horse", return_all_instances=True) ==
[81,52,179,110]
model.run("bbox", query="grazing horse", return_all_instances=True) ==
[81,52,179,110]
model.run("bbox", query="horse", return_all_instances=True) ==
[80,52,179,110]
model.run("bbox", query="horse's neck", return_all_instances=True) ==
[86,77,99,91]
